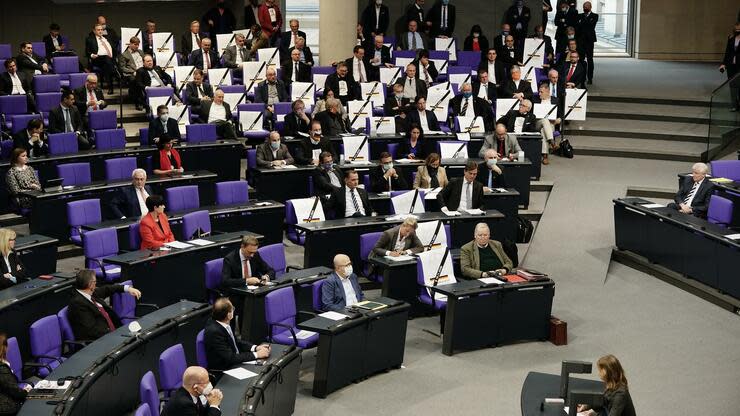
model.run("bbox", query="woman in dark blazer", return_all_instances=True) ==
[139,195,175,250]
[397,123,433,160]
[0,229,25,290]
[579,354,637,416]
[0,333,30,415]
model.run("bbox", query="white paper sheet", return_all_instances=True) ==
[641,203,664,209]
[342,135,370,162]
[319,311,348,321]
[370,116,396,136]
[291,81,315,105]
[35,380,71,390]
[456,116,484,133]
[384,254,415,262]
[439,141,468,159]
[164,241,192,249]
[523,38,546,68]
[462,208,485,215]
[434,37,457,61]
[347,100,373,130]
[417,248,457,300]
[242,61,267,92]
[565,88,588,121]
[533,103,558,120]
[442,210,461,216]
[120,28,141,54]
[361,82,385,107]
[224,367,258,380]
[189,239,214,246]
[239,111,263,132]
[290,197,326,222]
[725,233,740,240]
[216,33,237,57]
[208,68,232,86]
[416,220,446,248]
[479,277,505,285]
[391,189,426,214]
[295,329,317,340]
[105,267,122,274]
[152,32,175,54]
[426,88,452,121]
[380,67,403,85]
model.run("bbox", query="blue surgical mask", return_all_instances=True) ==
[270,142,280,150]
[487,158,497,167]
[462,91,472,99]
[442,0,449,4]
[383,162,393,171]
[322,162,333,170]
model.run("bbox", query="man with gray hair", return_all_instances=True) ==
[500,65,533,101]
[459,222,513,280]
[73,73,106,121]
[254,67,288,130]
[110,168,153,219]
[223,33,251,68]
[370,217,425,259]
[450,82,495,132]
[313,97,351,136]
[668,162,713,218]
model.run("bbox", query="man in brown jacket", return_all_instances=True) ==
[459,222,513,279]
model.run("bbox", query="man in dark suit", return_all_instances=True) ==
[327,170,372,218]
[413,49,438,87]
[367,35,392,82]
[405,0,426,27]
[184,69,214,115]
[532,25,555,67]
[160,366,223,416]
[500,65,533,101]
[0,59,36,112]
[254,68,288,130]
[287,37,315,67]
[370,218,424,259]
[281,49,312,84]
[720,22,740,111]
[279,19,307,56]
[73,74,107,120]
[426,0,456,38]
[450,83,495,132]
[314,98,351,136]
[295,120,334,165]
[669,163,714,219]
[202,0,237,35]
[283,100,312,137]
[188,37,220,72]
[437,161,485,212]
[181,20,206,56]
[493,23,512,54]
[255,131,295,168]
[92,15,119,47]
[199,89,236,139]
[43,23,71,58]
[554,1,579,52]
[577,1,598,84]
[473,71,498,104]
[134,55,177,108]
[15,42,50,80]
[398,20,427,51]
[503,99,537,133]
[477,149,507,190]
[384,83,412,119]
[499,35,523,67]
[559,51,586,89]
[148,104,182,146]
[345,45,371,85]
[477,48,507,87]
[67,269,142,341]
[12,118,48,158]
[204,298,270,373]
[407,96,440,132]
[313,151,344,196]
[222,34,251,69]
[395,63,427,101]
[110,168,153,219]
[324,62,358,105]
[369,151,408,192]
[85,25,116,94]
[504,0,531,40]
[361,0,390,38]
[220,235,275,292]
[321,254,365,312]
[48,89,92,149]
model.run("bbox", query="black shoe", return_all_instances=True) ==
[587,79,593,85]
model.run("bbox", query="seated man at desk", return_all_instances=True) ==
[148,104,182,146]
[437,161,485,212]
[0,228,26,289]
[110,168,153,219]
[199,88,237,139]
[450,82,495,132]
[295,120,335,166]
[256,131,295,168]
[479,123,522,160]
[204,297,270,372]
[369,217,424,259]
[283,99,311,138]
[477,149,506,190]
[68,269,142,341]
[460,223,513,279]
[321,253,365,312]
[668,162,713,218]
[369,151,409,192]
[161,366,223,416]
[327,170,373,218]
[313,98,351,136]
[140,195,175,250]
[220,235,275,290]
[407,96,441,134]
[312,151,344,196]
[12,118,49,158]
[384,83,412,133]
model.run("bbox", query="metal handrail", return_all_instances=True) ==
[712,72,740,95]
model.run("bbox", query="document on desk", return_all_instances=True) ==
[462,208,485,215]
[277,164,298,169]
[319,311,348,321]
[394,158,417,164]
[188,239,214,246]
[478,277,505,285]
[442,210,461,216]
[640,203,664,209]
[35,380,71,390]
[563,407,590,416]
[223,367,258,380]
[164,241,193,249]
[725,233,740,240]
[295,329,317,339]
[254,201,273,206]
[106,267,122,274]
[384,255,415,262]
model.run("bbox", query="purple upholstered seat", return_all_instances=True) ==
[258,243,287,277]
[29,315,66,377]
[165,185,200,211]
[707,194,733,228]
[215,180,249,206]
[182,210,211,240]
[359,231,383,280]
[139,371,160,416]
[185,124,218,143]
[158,344,187,397]
[195,329,208,369]
[33,74,61,93]
[710,160,740,181]
[88,109,117,131]
[416,255,447,312]
[82,227,121,282]
[57,162,91,186]
[66,198,101,245]
[204,258,224,303]
[95,128,126,151]
[104,157,137,182]
[48,132,78,155]
[265,286,318,348]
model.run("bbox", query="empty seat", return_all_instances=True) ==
[214,180,249,205]
[57,162,92,186]
[48,132,79,155]
[104,157,137,182]
[95,128,126,151]
[165,185,200,211]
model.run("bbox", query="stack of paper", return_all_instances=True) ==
[164,241,192,249]
[384,255,415,262]
[479,277,505,285]
[641,203,664,209]
[223,367,258,380]
[725,234,740,240]
[295,330,317,340]
[319,311,348,321]
[463,208,485,215]
[442,210,461,216]
[188,239,214,246]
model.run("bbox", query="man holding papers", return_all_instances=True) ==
[221,235,275,290]
[437,161,484,212]
[503,99,537,134]
[478,123,522,160]
[370,152,409,192]
[314,98,351,136]
[256,131,295,168]
[327,170,372,218]
[370,218,424,259]
[460,223,513,279]
[204,298,270,373]
[321,254,365,312]
[473,71,498,104]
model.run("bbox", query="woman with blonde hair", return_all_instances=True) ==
[0,332,31,415]
[579,354,637,416]
[0,229,24,290]
[413,152,448,189]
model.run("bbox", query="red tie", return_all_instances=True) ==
[89,89,98,110]
[205,51,211,69]
[99,37,111,56]
[567,64,576,82]
[243,259,251,281]
[95,301,116,331]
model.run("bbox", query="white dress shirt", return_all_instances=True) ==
[148,69,163,87]
[352,57,367,83]
[417,109,428,128]
[191,33,201,53]
[458,180,474,211]
[135,186,149,217]
[2,255,15,284]
[375,6,381,30]
[9,73,25,95]
[487,62,497,84]
[403,78,417,99]
[478,83,489,100]
[340,275,359,306]
[344,187,365,217]
[96,37,112,57]
[684,179,704,207]
[460,96,474,117]
[208,103,227,123]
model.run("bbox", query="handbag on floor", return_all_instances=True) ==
[516,215,534,244]
[559,138,574,158]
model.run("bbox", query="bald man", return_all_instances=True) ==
[255,67,289,130]
[161,366,223,416]
[320,254,365,312]
[187,37,220,72]
[204,298,270,374]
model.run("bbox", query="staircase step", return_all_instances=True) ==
[587,101,710,124]
[566,118,708,141]
[588,94,711,107]
[569,135,705,162]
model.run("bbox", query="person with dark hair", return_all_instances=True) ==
[202,0,237,35]
[139,195,175,249]
[312,151,344,196]
[283,100,312,138]
[68,269,141,341]
[148,104,182,146]
[477,48,506,87]
[0,59,36,112]
[437,160,484,212]
[141,19,157,56]
[84,24,116,94]
[504,0,532,39]
[0,332,31,414]
[370,151,408,192]
[152,136,183,175]
[361,0,390,39]
[398,122,433,160]
[346,45,370,84]
[220,235,274,291]
[324,62,358,105]
[15,42,49,80]
[43,23,70,58]
[578,355,637,416]
[398,20,427,51]
[295,119,334,165]
[327,170,373,218]
[12,118,48,158]
[48,88,92,149]
[183,69,213,116]
[412,49,438,87]
[405,0,426,28]
[426,0,456,39]
[464,24,489,54]
[5,149,41,212]
[204,298,270,374]
[407,96,440,134]
[181,20,207,57]
[720,22,740,111]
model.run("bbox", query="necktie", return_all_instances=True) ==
[293,63,298,82]
[99,37,111,56]
[442,6,447,29]
[64,108,73,132]
[226,325,239,352]
[488,171,493,188]
[198,85,204,98]
[465,182,472,208]
[95,301,116,331]
[243,259,251,280]
[551,83,557,97]
[205,51,211,69]
[423,66,430,84]
[195,33,200,46]
[411,33,417,50]
[357,59,365,82]
[89,90,98,110]
[461,98,469,116]
[350,189,361,214]
[567,64,575,81]
[683,182,699,205]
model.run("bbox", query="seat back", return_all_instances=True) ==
[284,199,302,244]
[359,231,383,276]
[195,329,208,368]
[387,142,399,159]
[707,194,733,227]
[258,243,287,277]
[88,109,117,131]
[246,148,257,170]
[185,124,218,143]
[135,403,151,416]
[390,189,426,214]
[111,280,136,325]
[129,223,141,251]
[145,86,175,98]
[6,337,23,383]
[264,287,296,338]
[83,228,119,271]
[456,51,482,68]
[182,210,211,240]
[165,185,200,211]
[29,315,63,376]
[68,73,89,90]
[56,306,78,349]
[204,258,224,303]
[10,114,43,134]
[104,157,137,182]
[33,74,62,93]
[66,198,101,243]
[215,180,249,205]
[311,280,325,312]
[710,160,740,181]
[57,162,92,186]
[139,371,160,416]
[52,56,79,75]
[48,132,79,155]
[0,95,28,117]
[139,127,150,146]
[36,92,62,115]
[0,44,10,59]
[158,344,187,395]
[32,42,46,58]
[95,128,126,151]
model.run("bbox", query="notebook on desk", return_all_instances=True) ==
[42,178,64,193]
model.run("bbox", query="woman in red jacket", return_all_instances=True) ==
[152,136,184,175]
[139,195,175,250]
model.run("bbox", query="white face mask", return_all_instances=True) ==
[344,265,353,276]
[376,0,382,5]
[200,382,213,396]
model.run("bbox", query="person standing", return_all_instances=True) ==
[720,22,740,111]
[577,1,598,85]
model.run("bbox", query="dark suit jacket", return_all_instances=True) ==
[472,81,498,103]
[255,142,294,168]
[148,118,182,145]
[68,284,125,341]
[476,60,507,86]
[48,105,83,134]
[463,35,490,55]
[220,249,275,290]
[15,53,47,79]
[554,7,579,42]
[188,49,221,70]
[577,12,599,45]
[43,34,68,58]
[84,35,115,61]
[369,165,408,192]
[180,31,207,56]
[504,5,532,38]
[135,66,174,89]
[0,72,33,95]
[321,272,364,312]
[383,96,412,117]
[366,45,392,81]
[313,110,351,136]
[450,95,495,131]
[254,80,289,104]
[394,76,427,100]
[12,130,49,158]
[504,110,538,133]
[361,4,390,37]
[161,386,221,416]
[328,185,372,218]
[437,178,485,211]
[427,2,456,38]
[281,60,311,84]
[283,113,311,137]
[345,56,372,84]
[279,30,307,52]
[405,3,425,25]
[110,185,153,219]
[324,73,358,104]
[287,46,314,67]
[722,34,740,69]
[407,109,440,133]
[397,31,428,51]
[673,177,713,218]
[295,136,334,165]
[199,101,233,124]
[203,319,255,371]
[0,362,26,413]
[0,251,26,290]
[499,45,524,66]
[560,61,586,88]
[73,86,106,115]
[476,162,507,188]
[312,167,344,196]
[185,82,215,106]
[370,225,424,258]
[500,79,534,101]
[412,60,439,84]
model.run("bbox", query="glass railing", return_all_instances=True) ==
[707,73,740,159]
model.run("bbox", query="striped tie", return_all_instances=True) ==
[683,182,699,205]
